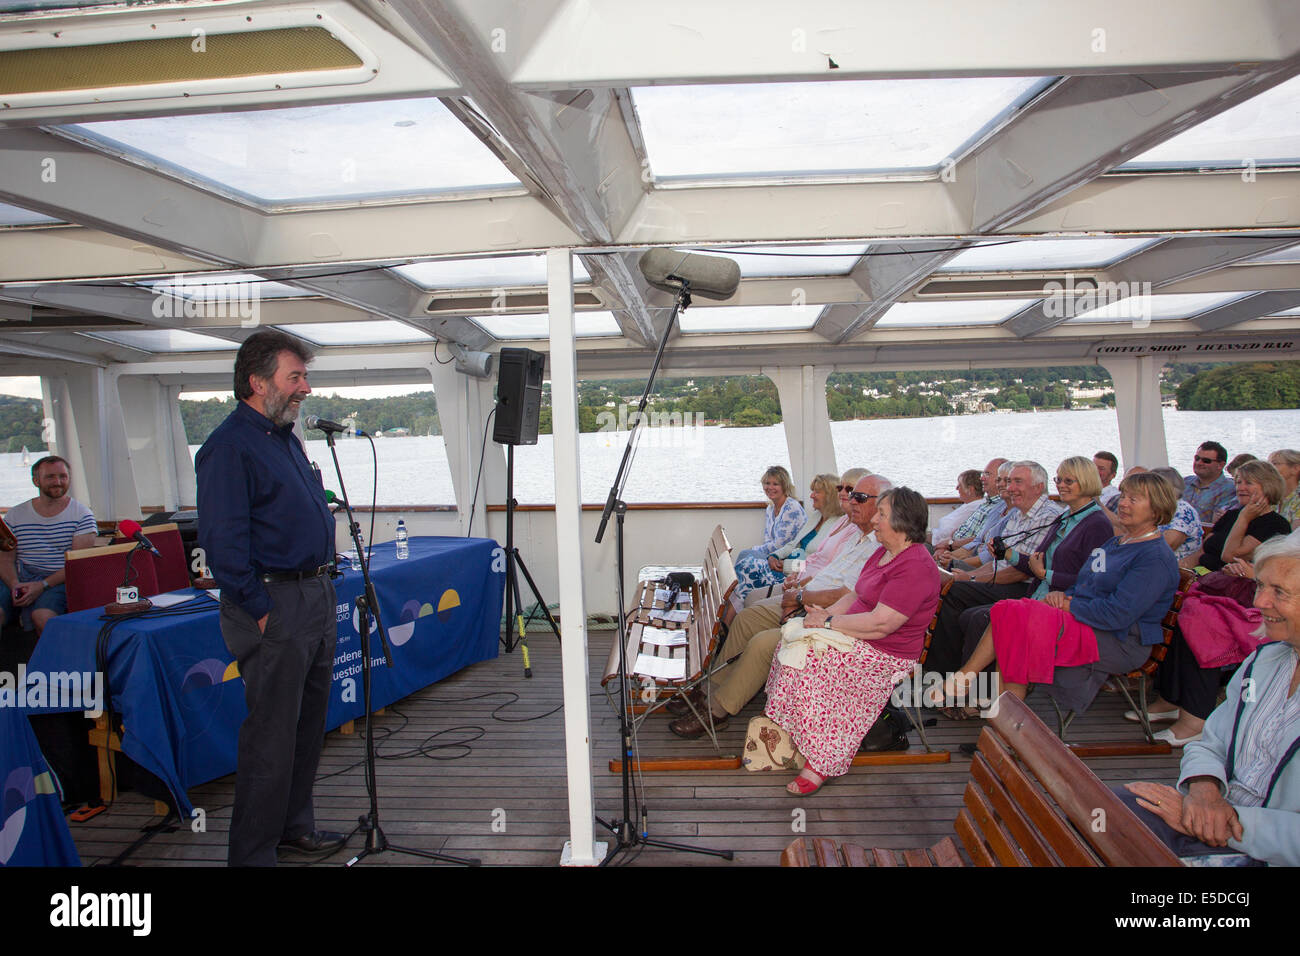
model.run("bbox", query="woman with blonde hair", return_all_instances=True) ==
[732,472,841,605]
[1269,449,1300,529]
[728,466,806,612]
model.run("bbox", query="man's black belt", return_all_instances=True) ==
[259,565,332,583]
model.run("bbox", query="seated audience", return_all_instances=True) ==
[930,469,984,547]
[1226,452,1257,476]
[765,487,941,794]
[924,460,1067,677]
[1149,466,1203,561]
[1180,459,1290,572]
[0,456,97,635]
[933,457,1007,556]
[1182,441,1236,524]
[943,473,1179,719]
[1121,535,1300,866]
[1095,451,1120,507]
[668,473,885,738]
[728,466,805,613]
[732,473,841,606]
[1138,460,1291,746]
[1269,449,1300,530]
[938,461,1018,570]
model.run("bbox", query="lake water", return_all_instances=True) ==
[2,407,1296,508]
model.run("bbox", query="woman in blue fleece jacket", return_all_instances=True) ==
[1123,534,1300,866]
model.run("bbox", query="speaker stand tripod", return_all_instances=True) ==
[501,444,561,677]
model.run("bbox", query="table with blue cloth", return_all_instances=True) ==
[1,704,81,866]
[26,536,503,816]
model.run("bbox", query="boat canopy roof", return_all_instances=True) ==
[1,0,1298,387]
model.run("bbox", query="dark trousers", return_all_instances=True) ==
[1111,785,1259,862]
[925,580,1031,676]
[220,576,336,867]
[1155,624,1229,720]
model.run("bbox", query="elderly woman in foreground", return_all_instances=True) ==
[943,473,1179,715]
[764,487,941,795]
[1121,534,1300,865]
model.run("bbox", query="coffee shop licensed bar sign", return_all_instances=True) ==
[1090,339,1297,357]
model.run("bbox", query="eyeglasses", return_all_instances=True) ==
[836,485,854,492]
[1054,476,1077,486]
[848,492,877,503]
[1194,455,1221,464]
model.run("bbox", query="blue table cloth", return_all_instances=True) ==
[1,705,81,866]
[26,536,502,815]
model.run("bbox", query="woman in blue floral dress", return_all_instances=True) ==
[730,466,807,613]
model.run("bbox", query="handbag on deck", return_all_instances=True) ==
[742,715,806,772]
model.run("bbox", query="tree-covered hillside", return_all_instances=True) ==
[1175,361,1300,411]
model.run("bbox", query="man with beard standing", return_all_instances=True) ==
[197,330,343,866]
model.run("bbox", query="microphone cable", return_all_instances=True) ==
[466,405,497,538]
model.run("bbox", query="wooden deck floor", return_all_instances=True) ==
[68,632,1183,867]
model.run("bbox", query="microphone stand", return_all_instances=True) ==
[594,282,733,865]
[319,428,478,867]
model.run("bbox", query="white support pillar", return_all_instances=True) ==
[428,359,503,536]
[764,365,837,495]
[42,367,140,520]
[1100,356,1170,471]
[165,384,197,509]
[547,248,603,866]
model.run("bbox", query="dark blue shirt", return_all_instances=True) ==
[195,401,334,620]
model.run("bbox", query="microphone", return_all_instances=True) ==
[638,249,741,301]
[118,518,163,559]
[304,414,366,437]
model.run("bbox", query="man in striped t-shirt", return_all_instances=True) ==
[1,455,97,634]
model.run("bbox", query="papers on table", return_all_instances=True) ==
[649,608,691,624]
[641,626,688,648]
[653,588,693,606]
[149,591,197,609]
[633,654,687,680]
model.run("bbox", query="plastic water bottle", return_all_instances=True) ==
[395,519,409,560]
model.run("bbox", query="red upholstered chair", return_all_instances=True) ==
[64,542,162,613]
[112,522,190,593]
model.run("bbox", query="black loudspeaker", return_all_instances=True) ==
[493,347,545,446]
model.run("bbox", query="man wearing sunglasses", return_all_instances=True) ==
[1182,441,1236,525]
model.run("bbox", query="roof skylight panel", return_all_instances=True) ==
[1066,292,1252,323]
[84,329,233,352]
[676,304,820,334]
[0,202,62,225]
[471,311,622,339]
[632,77,1054,182]
[1119,76,1300,170]
[62,98,521,208]
[695,244,870,277]
[143,273,305,300]
[875,299,1027,328]
[394,255,591,290]
[281,321,432,346]
[939,238,1159,272]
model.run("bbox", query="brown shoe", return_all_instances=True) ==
[665,688,705,716]
[669,711,728,739]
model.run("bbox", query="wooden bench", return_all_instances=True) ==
[601,527,738,770]
[781,692,1181,867]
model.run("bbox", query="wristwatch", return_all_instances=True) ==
[827,615,834,629]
